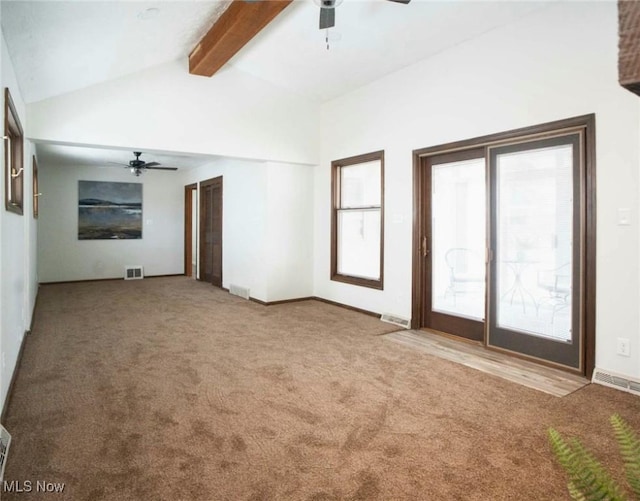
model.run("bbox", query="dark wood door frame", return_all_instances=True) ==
[411,114,596,377]
[199,176,223,288]
[184,183,197,277]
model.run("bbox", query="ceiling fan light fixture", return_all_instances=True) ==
[316,0,410,31]
[108,152,179,174]
[315,0,343,31]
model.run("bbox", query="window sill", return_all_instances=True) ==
[331,273,383,290]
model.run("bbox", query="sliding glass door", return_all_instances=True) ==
[415,117,593,374]
[487,134,583,370]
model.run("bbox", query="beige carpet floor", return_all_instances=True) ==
[3,277,640,500]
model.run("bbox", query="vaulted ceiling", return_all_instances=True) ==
[1,1,229,104]
[2,0,556,104]
[1,0,560,169]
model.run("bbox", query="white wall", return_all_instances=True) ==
[314,2,640,379]
[182,159,314,303]
[27,60,320,166]
[27,56,320,295]
[265,162,314,302]
[38,165,183,282]
[182,159,269,300]
[0,30,38,414]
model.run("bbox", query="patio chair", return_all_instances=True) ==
[444,248,485,304]
[536,262,571,323]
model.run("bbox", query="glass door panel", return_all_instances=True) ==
[432,159,486,320]
[488,134,582,370]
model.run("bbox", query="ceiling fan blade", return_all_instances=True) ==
[319,7,335,29]
[143,162,161,167]
[387,0,411,3]
[145,166,178,171]
[107,161,130,167]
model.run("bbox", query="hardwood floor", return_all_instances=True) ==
[383,329,589,397]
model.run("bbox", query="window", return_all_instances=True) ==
[32,156,39,218]
[4,88,24,215]
[331,150,384,289]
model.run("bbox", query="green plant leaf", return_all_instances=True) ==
[568,481,588,501]
[548,427,628,501]
[611,414,640,497]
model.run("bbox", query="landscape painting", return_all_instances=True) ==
[78,181,142,240]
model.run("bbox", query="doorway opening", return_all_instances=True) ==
[412,115,596,377]
[184,183,198,278]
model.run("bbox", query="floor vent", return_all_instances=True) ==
[380,313,410,329]
[0,424,11,482]
[124,266,144,280]
[592,368,640,397]
[229,284,250,300]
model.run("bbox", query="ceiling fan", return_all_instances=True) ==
[318,0,410,30]
[110,151,179,177]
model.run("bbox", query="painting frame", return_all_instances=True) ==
[78,180,142,240]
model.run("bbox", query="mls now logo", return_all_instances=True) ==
[3,480,65,493]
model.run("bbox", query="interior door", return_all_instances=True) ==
[487,133,583,370]
[422,148,486,341]
[199,176,223,287]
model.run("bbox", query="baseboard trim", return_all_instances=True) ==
[1,330,29,424]
[2,285,41,423]
[40,274,184,285]
[249,296,315,306]
[41,277,122,285]
[29,285,40,333]
[311,297,379,318]
[246,294,379,318]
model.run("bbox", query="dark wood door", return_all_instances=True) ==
[199,176,223,287]
[420,148,486,342]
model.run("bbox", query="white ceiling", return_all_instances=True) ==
[36,143,219,172]
[231,0,555,103]
[1,0,560,168]
[1,0,229,104]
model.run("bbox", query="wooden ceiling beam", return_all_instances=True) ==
[619,0,640,95]
[189,0,293,77]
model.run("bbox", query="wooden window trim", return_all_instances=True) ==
[331,150,384,290]
[4,88,24,215]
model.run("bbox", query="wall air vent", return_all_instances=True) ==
[229,284,250,300]
[0,424,11,482]
[124,266,144,280]
[380,313,410,329]
[592,368,640,397]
